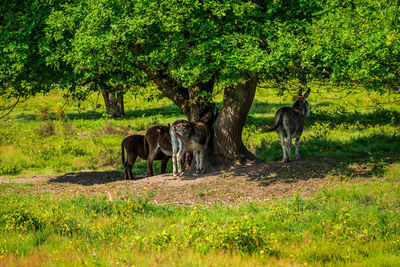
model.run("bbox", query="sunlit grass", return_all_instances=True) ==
[1,164,400,265]
[1,82,399,177]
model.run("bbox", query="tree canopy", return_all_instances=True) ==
[2,0,398,101]
[304,0,400,90]
[0,0,62,100]
[1,0,399,161]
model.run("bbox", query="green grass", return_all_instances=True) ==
[1,83,400,265]
[0,88,185,177]
[245,83,400,163]
[1,163,400,266]
[1,82,399,178]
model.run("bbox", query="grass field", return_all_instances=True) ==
[1,83,400,266]
[1,83,399,178]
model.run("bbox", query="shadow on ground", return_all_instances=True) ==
[49,171,129,185]
[227,154,400,187]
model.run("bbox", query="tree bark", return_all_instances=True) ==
[100,89,125,118]
[134,44,260,167]
[211,76,260,164]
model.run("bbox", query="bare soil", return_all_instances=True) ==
[0,158,378,205]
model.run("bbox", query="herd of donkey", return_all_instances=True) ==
[121,88,311,180]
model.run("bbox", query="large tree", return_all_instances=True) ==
[43,0,148,117]
[42,0,313,163]
[3,0,398,166]
[118,0,319,164]
[0,0,63,116]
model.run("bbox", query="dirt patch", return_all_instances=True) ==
[0,158,380,205]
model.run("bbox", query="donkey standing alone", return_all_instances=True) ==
[267,88,311,162]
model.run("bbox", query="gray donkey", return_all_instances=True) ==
[267,88,311,162]
[170,120,210,176]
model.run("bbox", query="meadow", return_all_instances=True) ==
[1,83,400,266]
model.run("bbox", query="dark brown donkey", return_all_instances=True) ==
[121,134,169,180]
[267,88,311,162]
[144,126,173,176]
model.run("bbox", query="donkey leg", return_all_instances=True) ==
[185,152,192,169]
[147,149,159,177]
[126,154,137,180]
[170,129,179,176]
[178,139,187,175]
[177,151,184,175]
[127,164,134,180]
[124,163,129,180]
[295,137,301,160]
[286,135,292,162]
[172,154,177,176]
[199,150,206,173]
[160,157,169,174]
[195,151,201,173]
[278,132,288,162]
[146,159,154,177]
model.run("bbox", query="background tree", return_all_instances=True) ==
[43,0,147,117]
[303,0,400,91]
[0,0,62,117]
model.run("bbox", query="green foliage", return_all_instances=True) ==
[1,166,400,264]
[43,0,147,102]
[0,162,21,176]
[304,0,400,90]
[0,0,62,98]
[180,210,275,255]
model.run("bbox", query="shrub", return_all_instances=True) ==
[0,123,18,145]
[0,162,21,176]
[61,140,87,156]
[35,120,55,137]
[35,103,51,121]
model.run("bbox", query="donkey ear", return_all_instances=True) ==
[303,88,311,99]
[298,88,303,96]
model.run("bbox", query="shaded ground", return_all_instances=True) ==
[0,157,389,205]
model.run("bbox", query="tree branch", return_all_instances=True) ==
[134,44,190,117]
[0,96,24,119]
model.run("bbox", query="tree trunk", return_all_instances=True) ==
[101,89,125,118]
[135,45,260,167]
[140,73,260,167]
[210,76,260,165]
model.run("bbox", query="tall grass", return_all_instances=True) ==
[1,163,400,265]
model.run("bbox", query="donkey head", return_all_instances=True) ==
[172,120,194,140]
[294,88,311,118]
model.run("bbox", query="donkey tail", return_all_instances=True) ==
[121,139,126,165]
[143,135,149,158]
[265,113,282,132]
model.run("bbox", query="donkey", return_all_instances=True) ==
[170,120,210,176]
[144,125,172,176]
[121,134,169,180]
[145,125,193,176]
[267,88,311,162]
